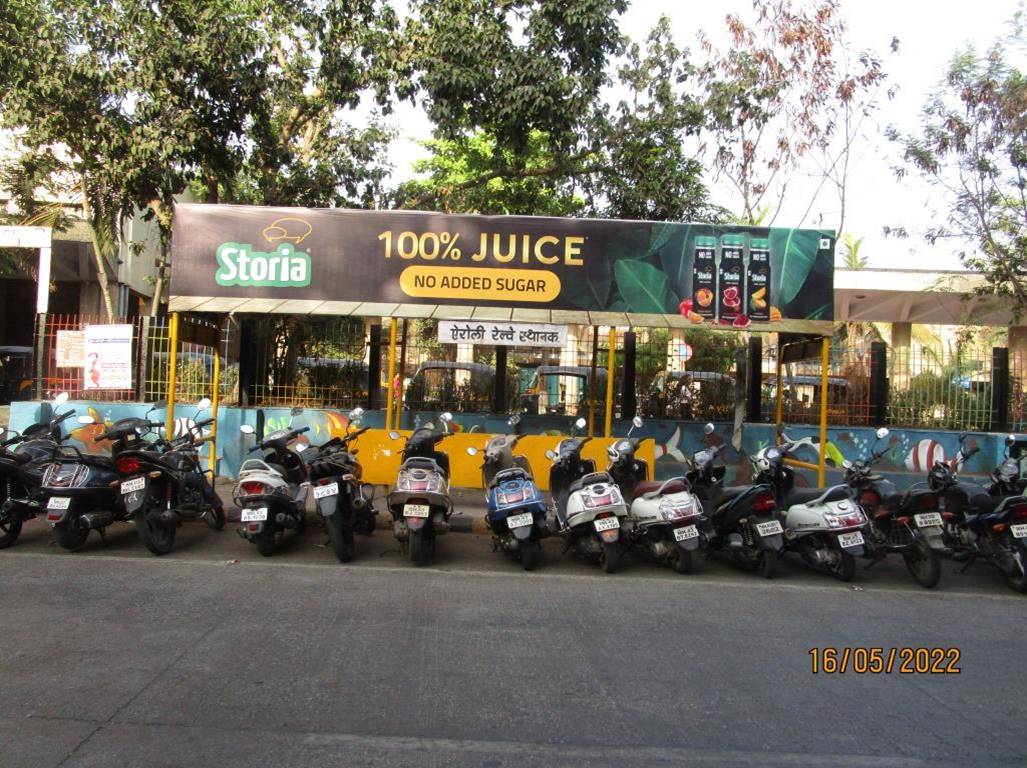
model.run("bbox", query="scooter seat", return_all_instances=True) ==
[634,480,686,497]
[569,472,613,493]
[707,485,749,507]
[784,486,849,507]
[968,493,1005,515]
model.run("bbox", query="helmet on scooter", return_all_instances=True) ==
[752,447,781,474]
[927,460,952,490]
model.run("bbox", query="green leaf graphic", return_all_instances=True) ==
[770,228,820,307]
[615,259,679,313]
[657,223,693,298]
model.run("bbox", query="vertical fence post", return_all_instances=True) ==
[210,322,222,478]
[870,341,888,426]
[34,312,47,399]
[774,341,784,438]
[588,325,599,437]
[367,323,381,411]
[746,336,762,423]
[991,346,1010,433]
[604,327,616,438]
[167,312,180,428]
[237,318,255,407]
[395,320,408,425]
[818,336,830,487]
[621,330,636,421]
[494,344,508,415]
[384,318,397,431]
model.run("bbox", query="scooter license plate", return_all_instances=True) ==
[914,513,943,528]
[674,524,699,542]
[1011,524,1027,539]
[404,503,430,518]
[838,531,865,548]
[507,512,533,529]
[313,482,339,499]
[756,520,783,537]
[47,496,71,511]
[594,516,620,532]
[241,507,268,522]
[121,476,146,494]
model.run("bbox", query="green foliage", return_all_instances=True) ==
[888,41,1027,321]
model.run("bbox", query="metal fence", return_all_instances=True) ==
[886,346,994,431]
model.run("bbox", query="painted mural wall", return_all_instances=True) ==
[8,401,1022,491]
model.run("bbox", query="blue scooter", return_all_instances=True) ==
[468,416,549,570]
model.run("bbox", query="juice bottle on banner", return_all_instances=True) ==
[717,234,744,324]
[746,237,771,322]
[692,236,717,320]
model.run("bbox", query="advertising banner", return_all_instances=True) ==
[437,321,567,347]
[55,330,84,368]
[83,324,133,390]
[170,204,834,331]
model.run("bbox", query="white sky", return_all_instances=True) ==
[385,0,1023,271]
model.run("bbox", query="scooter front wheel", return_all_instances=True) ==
[136,511,176,556]
[205,506,226,531]
[902,535,941,588]
[1003,541,1027,593]
[600,540,620,574]
[0,507,24,549]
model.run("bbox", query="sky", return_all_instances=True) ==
[385,0,1023,272]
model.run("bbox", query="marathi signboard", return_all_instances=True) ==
[438,320,566,347]
[170,204,835,332]
[55,330,84,368]
[83,324,133,390]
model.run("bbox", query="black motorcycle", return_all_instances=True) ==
[0,392,78,548]
[933,433,1027,593]
[106,398,225,556]
[841,426,943,588]
[308,411,376,563]
[688,426,785,579]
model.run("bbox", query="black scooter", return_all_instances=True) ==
[0,392,77,548]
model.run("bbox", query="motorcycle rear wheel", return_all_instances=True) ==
[600,541,620,574]
[520,539,540,571]
[54,519,89,550]
[902,536,941,589]
[326,515,355,563]
[755,549,778,579]
[409,529,429,566]
[0,507,23,549]
[673,547,693,574]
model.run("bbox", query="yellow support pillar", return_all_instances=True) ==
[604,327,616,438]
[209,324,222,478]
[818,336,830,487]
[384,318,398,431]
[167,312,180,428]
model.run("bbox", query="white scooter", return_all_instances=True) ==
[547,418,632,574]
[753,434,870,581]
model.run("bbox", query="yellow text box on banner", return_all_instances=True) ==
[353,430,655,491]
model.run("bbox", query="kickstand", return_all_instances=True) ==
[97,528,107,545]
[863,552,886,570]
[957,554,977,574]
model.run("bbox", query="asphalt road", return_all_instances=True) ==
[1,517,1025,768]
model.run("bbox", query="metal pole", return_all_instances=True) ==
[395,319,408,428]
[167,312,180,429]
[818,336,830,487]
[604,327,616,438]
[34,312,47,400]
[209,322,222,478]
[774,339,784,440]
[588,325,598,436]
[384,317,398,431]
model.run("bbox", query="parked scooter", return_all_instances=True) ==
[308,408,376,562]
[467,415,549,570]
[547,417,632,573]
[687,425,784,578]
[82,398,225,556]
[618,420,714,574]
[931,432,1027,593]
[842,427,943,588]
[753,435,870,581]
[0,392,78,548]
[387,414,454,566]
[234,408,311,556]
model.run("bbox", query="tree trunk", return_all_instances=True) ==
[80,178,117,320]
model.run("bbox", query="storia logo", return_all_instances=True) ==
[214,218,314,287]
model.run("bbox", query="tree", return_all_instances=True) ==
[697,0,889,227]
[888,44,1027,321]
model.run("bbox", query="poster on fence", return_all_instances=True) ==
[83,324,133,390]
[437,321,567,347]
[55,330,84,368]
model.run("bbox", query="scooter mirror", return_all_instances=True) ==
[239,424,255,435]
[388,430,400,440]
[632,416,643,429]
[508,414,521,426]
[291,406,304,416]
[466,446,479,456]
[350,407,364,420]
[545,449,557,460]
[703,423,715,436]
[294,441,309,452]
[959,431,968,442]
[53,392,69,406]
[152,399,168,409]
[1007,434,1017,447]
[77,415,95,425]
[468,425,481,433]
[196,397,212,411]
[440,412,453,422]
[842,459,853,469]
[875,427,889,440]
[574,417,587,430]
